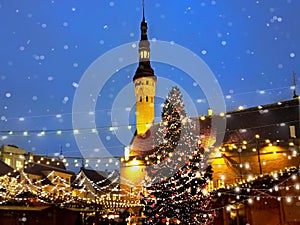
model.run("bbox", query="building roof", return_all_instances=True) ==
[221,98,299,144]
[80,168,119,187]
[129,98,300,155]
[130,126,158,157]
[0,160,14,176]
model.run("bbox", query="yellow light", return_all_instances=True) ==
[245,163,250,169]
[219,112,225,117]
[238,105,244,110]
[129,158,139,166]
[255,134,260,139]
[265,139,270,144]
[242,140,247,145]
[200,116,205,120]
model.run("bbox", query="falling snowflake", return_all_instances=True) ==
[290,52,296,58]
[72,82,79,88]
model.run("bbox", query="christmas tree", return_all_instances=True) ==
[142,87,215,225]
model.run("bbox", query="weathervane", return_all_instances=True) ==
[142,0,145,21]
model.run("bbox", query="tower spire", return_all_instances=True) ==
[142,0,145,22]
[293,71,298,99]
[133,0,155,82]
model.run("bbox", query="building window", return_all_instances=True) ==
[4,158,11,166]
[139,96,142,102]
[235,178,242,183]
[146,96,149,102]
[140,50,149,59]
[290,125,296,138]
[217,179,225,189]
[207,180,214,192]
[146,80,149,85]
[16,160,23,169]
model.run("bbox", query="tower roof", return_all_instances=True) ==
[133,1,156,82]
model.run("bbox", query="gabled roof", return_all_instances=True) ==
[0,160,14,176]
[129,124,158,157]
[79,168,119,187]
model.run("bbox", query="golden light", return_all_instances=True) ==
[124,146,130,161]
[255,134,260,139]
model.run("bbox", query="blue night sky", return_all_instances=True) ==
[0,0,299,167]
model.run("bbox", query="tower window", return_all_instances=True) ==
[139,96,142,102]
[146,96,149,102]
[146,80,149,85]
[140,50,149,59]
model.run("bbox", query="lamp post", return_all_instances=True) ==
[237,148,243,179]
[255,135,263,174]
